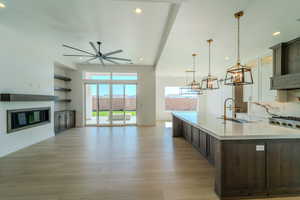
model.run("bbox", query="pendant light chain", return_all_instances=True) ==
[192,54,196,81]
[237,15,240,65]
[208,41,211,76]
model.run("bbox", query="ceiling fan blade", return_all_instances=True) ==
[84,57,97,63]
[62,44,95,56]
[89,42,99,55]
[105,57,131,62]
[104,58,119,65]
[103,50,123,57]
[99,57,105,66]
[63,54,94,57]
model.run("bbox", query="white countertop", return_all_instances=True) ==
[172,112,300,140]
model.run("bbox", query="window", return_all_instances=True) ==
[165,87,198,111]
[85,72,111,80]
[112,73,138,80]
[84,72,138,81]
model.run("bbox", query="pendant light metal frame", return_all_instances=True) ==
[180,54,203,95]
[201,39,220,90]
[224,11,254,86]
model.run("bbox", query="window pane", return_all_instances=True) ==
[165,87,198,111]
[85,72,111,80]
[112,73,138,80]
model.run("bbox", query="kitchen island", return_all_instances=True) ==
[172,112,300,199]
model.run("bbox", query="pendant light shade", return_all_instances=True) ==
[224,11,254,86]
[201,39,220,90]
[180,54,203,95]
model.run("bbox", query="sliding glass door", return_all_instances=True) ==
[125,84,137,125]
[85,83,137,126]
[112,84,125,125]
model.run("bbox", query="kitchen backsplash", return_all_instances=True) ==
[238,89,300,120]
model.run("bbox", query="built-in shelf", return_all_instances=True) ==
[54,88,72,92]
[54,74,71,82]
[0,94,57,102]
[55,99,72,103]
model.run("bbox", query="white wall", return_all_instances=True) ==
[68,64,156,127]
[0,24,72,157]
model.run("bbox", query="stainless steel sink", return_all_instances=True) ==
[226,118,249,123]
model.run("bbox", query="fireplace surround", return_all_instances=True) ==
[7,107,51,133]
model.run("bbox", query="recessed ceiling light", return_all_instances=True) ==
[0,2,6,8]
[225,56,230,60]
[272,31,281,36]
[135,8,142,14]
[139,57,144,61]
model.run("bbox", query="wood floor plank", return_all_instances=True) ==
[1,123,298,200]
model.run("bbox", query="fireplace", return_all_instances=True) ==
[7,107,51,133]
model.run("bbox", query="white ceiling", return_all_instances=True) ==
[0,0,171,65]
[157,0,300,76]
[1,0,300,71]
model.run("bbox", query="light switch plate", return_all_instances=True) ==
[256,145,265,151]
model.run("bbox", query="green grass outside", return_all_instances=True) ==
[92,111,136,117]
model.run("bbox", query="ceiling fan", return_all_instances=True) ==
[62,41,132,65]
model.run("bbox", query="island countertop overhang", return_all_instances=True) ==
[172,111,300,140]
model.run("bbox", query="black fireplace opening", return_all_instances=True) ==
[7,107,51,133]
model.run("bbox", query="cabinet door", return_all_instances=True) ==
[186,124,192,144]
[192,127,200,150]
[267,141,300,195]
[182,122,187,140]
[207,135,216,165]
[260,56,276,102]
[70,111,75,128]
[172,116,182,137]
[65,111,71,129]
[199,130,207,157]
[54,112,60,133]
[221,141,266,196]
[60,112,66,131]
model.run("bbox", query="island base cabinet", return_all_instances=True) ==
[172,116,182,137]
[267,140,300,195]
[172,115,300,199]
[215,141,267,198]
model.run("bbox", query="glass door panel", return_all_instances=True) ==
[85,84,98,125]
[125,84,137,124]
[112,84,125,125]
[98,84,110,125]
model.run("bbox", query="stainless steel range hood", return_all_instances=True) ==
[270,37,300,90]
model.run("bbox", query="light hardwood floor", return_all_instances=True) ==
[0,123,299,200]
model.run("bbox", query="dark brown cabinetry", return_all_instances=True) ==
[54,110,76,134]
[199,130,207,157]
[207,135,216,165]
[219,141,267,197]
[174,118,216,167]
[172,115,300,199]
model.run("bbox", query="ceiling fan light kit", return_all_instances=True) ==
[224,11,254,86]
[201,39,220,90]
[62,41,132,66]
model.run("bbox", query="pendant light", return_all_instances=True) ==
[224,11,253,86]
[180,54,203,95]
[201,39,220,90]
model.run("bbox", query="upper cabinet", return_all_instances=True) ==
[270,37,300,90]
[260,56,277,102]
